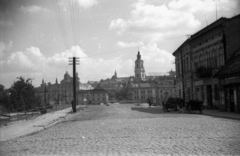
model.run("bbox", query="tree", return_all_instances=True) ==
[9,77,38,112]
[116,84,130,100]
[0,84,11,112]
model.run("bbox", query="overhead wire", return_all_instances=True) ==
[73,0,77,45]
[76,2,80,46]
[53,0,69,49]
[79,35,186,59]
[51,0,64,46]
[69,0,75,46]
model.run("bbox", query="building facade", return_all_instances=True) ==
[35,71,80,105]
[173,14,240,111]
[77,88,109,105]
[130,51,177,104]
[131,78,177,104]
[214,49,240,113]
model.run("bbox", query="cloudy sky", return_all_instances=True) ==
[0,0,239,88]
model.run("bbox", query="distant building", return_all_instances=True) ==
[79,83,93,90]
[129,51,177,104]
[77,88,108,105]
[135,51,146,82]
[86,50,177,102]
[130,77,177,104]
[35,71,80,105]
[97,70,131,98]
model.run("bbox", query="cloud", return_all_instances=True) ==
[109,0,201,41]
[168,0,238,13]
[1,42,175,88]
[0,45,133,87]
[117,41,144,48]
[139,42,175,73]
[0,41,12,58]
[0,12,13,27]
[0,19,13,27]
[20,5,50,14]
[76,0,98,8]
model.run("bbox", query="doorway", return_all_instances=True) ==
[229,89,235,112]
[207,85,213,108]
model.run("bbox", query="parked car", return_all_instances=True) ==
[186,100,203,114]
[163,98,184,112]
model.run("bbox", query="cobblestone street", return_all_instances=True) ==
[1,104,240,156]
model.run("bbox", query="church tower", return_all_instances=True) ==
[134,51,145,81]
[114,70,117,78]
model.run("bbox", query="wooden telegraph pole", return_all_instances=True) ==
[68,57,80,113]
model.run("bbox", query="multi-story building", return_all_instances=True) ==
[35,71,80,105]
[214,48,240,113]
[173,14,240,111]
[130,51,177,104]
[77,88,108,105]
[131,78,177,104]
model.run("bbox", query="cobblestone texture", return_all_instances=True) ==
[1,105,240,156]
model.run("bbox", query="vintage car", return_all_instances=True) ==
[186,100,203,114]
[162,98,184,112]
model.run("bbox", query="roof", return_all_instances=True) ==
[214,48,240,78]
[172,38,190,56]
[91,88,108,93]
[77,88,108,94]
[173,16,231,56]
[190,17,227,41]
[132,83,158,88]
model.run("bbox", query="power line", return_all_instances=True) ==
[79,35,186,59]
[52,0,70,49]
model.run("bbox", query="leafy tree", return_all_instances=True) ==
[9,77,38,112]
[0,84,4,92]
[116,85,130,100]
[0,84,11,112]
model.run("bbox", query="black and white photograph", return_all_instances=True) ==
[0,0,240,155]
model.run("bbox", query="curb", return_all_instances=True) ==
[0,109,78,142]
[202,113,240,121]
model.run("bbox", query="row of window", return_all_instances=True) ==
[80,98,105,101]
[134,89,175,94]
[134,94,169,100]
[192,32,222,49]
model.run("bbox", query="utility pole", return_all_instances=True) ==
[44,84,47,107]
[69,57,80,113]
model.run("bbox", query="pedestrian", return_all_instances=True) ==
[148,97,152,108]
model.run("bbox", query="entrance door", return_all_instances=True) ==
[207,85,213,108]
[230,89,235,112]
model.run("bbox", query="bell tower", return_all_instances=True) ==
[135,51,145,81]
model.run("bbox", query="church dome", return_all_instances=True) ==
[64,71,71,80]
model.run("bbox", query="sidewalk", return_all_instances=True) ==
[0,105,86,142]
[202,109,240,120]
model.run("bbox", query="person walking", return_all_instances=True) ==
[148,97,152,108]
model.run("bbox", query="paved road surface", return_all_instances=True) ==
[1,104,240,156]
